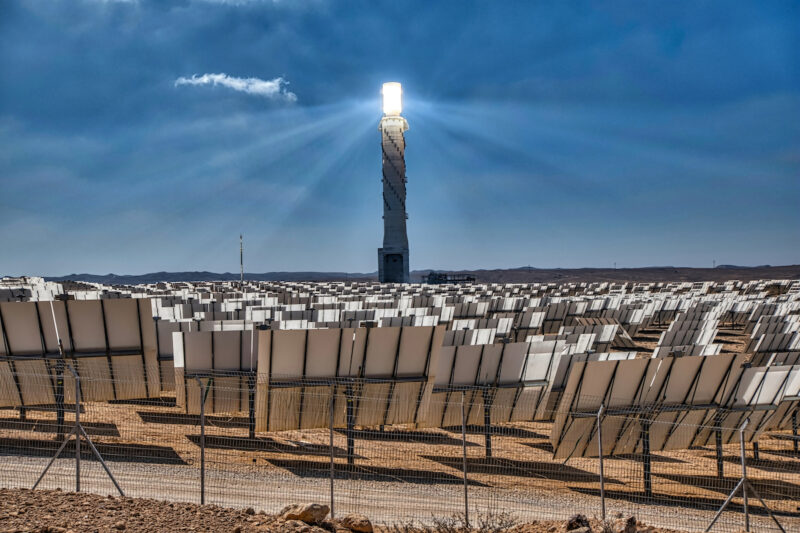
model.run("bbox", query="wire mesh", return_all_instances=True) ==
[0,368,798,532]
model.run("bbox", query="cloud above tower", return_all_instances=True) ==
[174,73,297,102]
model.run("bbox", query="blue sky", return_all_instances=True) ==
[1,0,798,275]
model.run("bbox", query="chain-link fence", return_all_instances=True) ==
[0,368,798,532]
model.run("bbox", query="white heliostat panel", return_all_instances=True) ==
[172,327,259,414]
[763,365,800,431]
[550,354,758,460]
[255,325,445,432]
[154,319,199,392]
[421,342,535,428]
[0,299,159,407]
[716,364,800,438]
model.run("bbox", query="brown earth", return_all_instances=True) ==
[0,488,689,533]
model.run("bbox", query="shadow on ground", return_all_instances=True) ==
[521,442,685,465]
[0,417,119,437]
[137,411,250,429]
[704,453,800,473]
[572,486,800,518]
[263,457,487,486]
[441,425,546,439]
[420,455,618,484]
[654,472,800,502]
[335,428,478,447]
[0,437,186,465]
[186,434,357,458]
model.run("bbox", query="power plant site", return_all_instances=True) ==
[1,262,799,532]
[1,2,798,532]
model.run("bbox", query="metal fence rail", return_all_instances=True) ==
[0,370,798,532]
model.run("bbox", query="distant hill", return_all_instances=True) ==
[41,265,800,285]
[414,265,800,284]
[44,271,377,285]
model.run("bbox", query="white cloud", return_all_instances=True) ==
[175,73,297,102]
[194,0,284,3]
[84,0,293,4]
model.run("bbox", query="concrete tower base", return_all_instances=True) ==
[378,247,410,283]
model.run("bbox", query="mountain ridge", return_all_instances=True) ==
[35,265,800,285]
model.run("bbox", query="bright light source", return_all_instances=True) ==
[382,82,402,115]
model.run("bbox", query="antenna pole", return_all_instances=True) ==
[49,300,65,357]
[240,234,244,288]
[49,300,66,439]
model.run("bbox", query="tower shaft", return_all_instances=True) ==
[378,115,410,283]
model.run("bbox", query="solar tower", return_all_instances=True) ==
[377,82,410,283]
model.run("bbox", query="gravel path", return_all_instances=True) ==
[0,455,794,533]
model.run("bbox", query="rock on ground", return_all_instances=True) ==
[566,514,590,531]
[339,513,372,533]
[279,503,330,524]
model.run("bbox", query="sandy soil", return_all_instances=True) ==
[0,488,691,533]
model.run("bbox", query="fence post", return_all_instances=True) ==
[705,418,785,533]
[196,377,206,505]
[329,384,335,519]
[248,374,256,440]
[346,384,354,466]
[715,423,724,479]
[461,391,470,527]
[74,370,81,493]
[482,388,492,458]
[33,364,123,496]
[641,418,652,497]
[597,403,605,521]
[739,422,749,532]
[56,360,65,441]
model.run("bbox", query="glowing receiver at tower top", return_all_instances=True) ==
[382,82,403,116]
[377,82,410,283]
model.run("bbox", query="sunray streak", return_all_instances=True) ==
[422,100,774,181]
[126,101,366,197]
[201,102,369,172]
[407,99,604,197]
[113,102,374,235]
[257,106,377,246]
[110,100,377,264]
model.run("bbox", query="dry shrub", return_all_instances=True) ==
[385,510,518,533]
